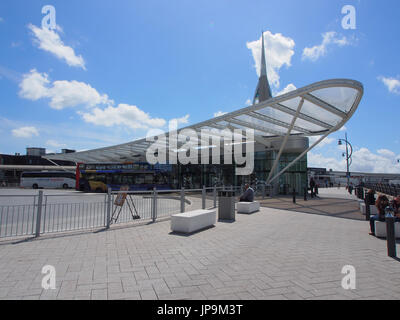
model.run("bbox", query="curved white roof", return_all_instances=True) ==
[45,78,363,163]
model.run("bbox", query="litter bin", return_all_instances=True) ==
[218,191,235,221]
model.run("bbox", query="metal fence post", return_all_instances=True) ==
[106,188,111,229]
[35,190,43,237]
[213,185,217,208]
[152,187,157,222]
[202,185,206,209]
[262,184,265,200]
[180,187,185,213]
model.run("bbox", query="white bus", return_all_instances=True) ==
[20,171,76,189]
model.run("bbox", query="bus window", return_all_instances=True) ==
[145,174,154,185]
[112,174,122,184]
[121,175,134,185]
[135,174,145,185]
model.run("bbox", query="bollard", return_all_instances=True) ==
[304,187,307,201]
[292,188,296,204]
[202,186,206,209]
[35,190,43,237]
[365,203,371,221]
[385,206,396,258]
[106,188,111,229]
[152,187,157,222]
[386,216,397,258]
[213,185,217,208]
[180,187,185,213]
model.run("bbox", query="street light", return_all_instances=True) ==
[338,132,353,189]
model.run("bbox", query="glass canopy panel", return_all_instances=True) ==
[215,121,230,128]
[234,114,287,135]
[195,127,245,141]
[255,106,327,133]
[310,87,358,113]
[255,106,294,124]
[223,122,277,137]
[292,117,328,133]
[280,98,343,126]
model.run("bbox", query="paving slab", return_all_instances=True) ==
[0,188,399,300]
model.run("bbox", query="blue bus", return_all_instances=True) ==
[76,162,173,192]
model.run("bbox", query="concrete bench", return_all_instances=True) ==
[237,201,260,214]
[360,202,378,215]
[171,209,216,234]
[374,221,400,238]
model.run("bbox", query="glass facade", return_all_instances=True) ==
[170,149,307,194]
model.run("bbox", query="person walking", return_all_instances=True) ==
[309,178,316,198]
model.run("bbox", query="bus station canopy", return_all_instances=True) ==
[45,78,363,164]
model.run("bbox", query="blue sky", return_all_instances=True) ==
[0,0,399,173]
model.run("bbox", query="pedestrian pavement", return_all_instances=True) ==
[0,188,399,300]
[258,187,364,221]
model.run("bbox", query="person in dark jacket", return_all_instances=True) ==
[240,184,254,202]
[369,195,390,235]
[309,178,316,198]
[391,196,400,222]
[365,189,376,205]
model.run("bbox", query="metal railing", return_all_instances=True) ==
[362,183,400,197]
[0,194,38,238]
[0,185,251,239]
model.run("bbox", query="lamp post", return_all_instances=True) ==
[338,132,353,189]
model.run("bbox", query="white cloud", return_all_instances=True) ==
[275,83,297,96]
[28,24,86,70]
[0,17,4,23]
[245,99,252,106]
[378,76,400,94]
[170,114,190,126]
[247,31,295,89]
[49,80,113,109]
[377,149,396,158]
[19,69,50,100]
[309,147,400,174]
[12,126,39,138]
[19,69,113,109]
[339,126,347,132]
[214,111,228,118]
[46,139,66,148]
[302,32,353,62]
[79,104,167,130]
[0,65,21,83]
[308,152,345,171]
[18,70,180,132]
[309,135,335,148]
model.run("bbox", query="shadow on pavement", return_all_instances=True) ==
[258,195,364,221]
